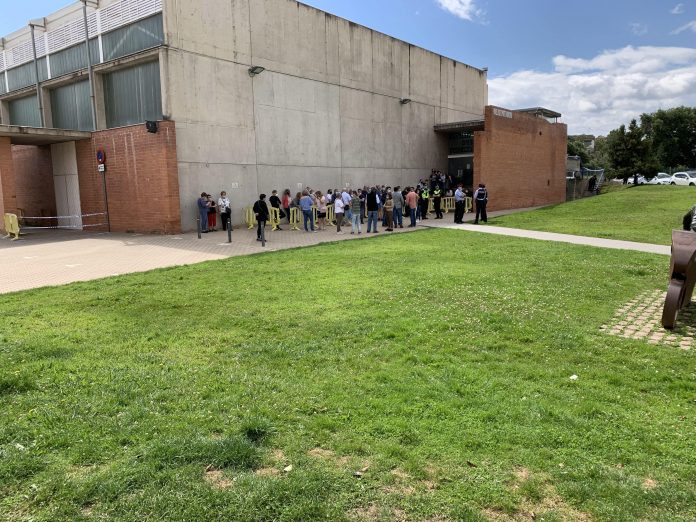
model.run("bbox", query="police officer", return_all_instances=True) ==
[432,185,443,219]
[419,186,430,220]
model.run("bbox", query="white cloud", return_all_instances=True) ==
[672,19,696,34]
[630,22,647,36]
[671,3,686,14]
[435,0,482,21]
[489,46,696,135]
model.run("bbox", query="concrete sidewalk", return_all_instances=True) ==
[423,221,671,256]
[0,223,417,294]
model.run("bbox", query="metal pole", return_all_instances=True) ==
[101,170,111,232]
[197,216,201,239]
[227,218,232,243]
[81,1,98,131]
[29,24,45,127]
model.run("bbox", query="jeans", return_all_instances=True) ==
[367,210,379,232]
[302,209,314,231]
[221,211,231,230]
[409,208,416,226]
[199,209,208,231]
[351,213,361,233]
[393,207,403,226]
[344,207,352,224]
[257,219,266,239]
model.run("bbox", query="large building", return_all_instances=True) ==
[0,0,566,233]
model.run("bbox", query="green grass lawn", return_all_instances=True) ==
[494,185,696,245]
[1,230,694,521]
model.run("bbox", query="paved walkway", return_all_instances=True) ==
[423,221,671,256]
[0,208,670,294]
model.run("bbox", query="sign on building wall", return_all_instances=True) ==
[493,108,513,119]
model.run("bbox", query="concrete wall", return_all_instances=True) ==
[474,107,567,212]
[162,0,487,229]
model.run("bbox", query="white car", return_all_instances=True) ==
[626,175,647,185]
[670,172,696,186]
[647,173,672,185]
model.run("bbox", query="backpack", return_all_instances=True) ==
[476,188,487,202]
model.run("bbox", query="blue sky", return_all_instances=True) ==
[2,0,695,134]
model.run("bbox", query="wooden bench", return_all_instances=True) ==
[662,230,696,329]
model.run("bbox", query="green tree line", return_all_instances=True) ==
[568,106,696,181]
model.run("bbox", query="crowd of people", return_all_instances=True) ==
[197,172,491,240]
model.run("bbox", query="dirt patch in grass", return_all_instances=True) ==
[271,449,286,462]
[348,504,382,521]
[204,468,234,490]
[642,478,658,490]
[308,447,335,459]
[255,467,280,477]
[485,469,592,521]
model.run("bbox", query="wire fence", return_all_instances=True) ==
[18,212,109,230]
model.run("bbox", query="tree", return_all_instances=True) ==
[641,107,696,171]
[567,138,589,165]
[606,120,651,182]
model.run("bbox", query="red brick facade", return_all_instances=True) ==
[474,107,567,211]
[77,121,181,234]
[0,137,17,225]
[12,145,56,222]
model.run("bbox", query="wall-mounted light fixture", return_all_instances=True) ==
[400,98,412,105]
[248,65,266,77]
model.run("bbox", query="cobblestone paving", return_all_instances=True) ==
[600,289,693,350]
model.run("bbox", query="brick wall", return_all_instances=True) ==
[474,106,567,211]
[12,145,56,223]
[77,121,181,234]
[0,137,17,226]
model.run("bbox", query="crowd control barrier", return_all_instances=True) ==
[326,206,335,225]
[289,207,301,231]
[3,213,20,240]
[269,207,281,231]
[441,197,454,214]
[244,207,257,229]
[464,197,473,214]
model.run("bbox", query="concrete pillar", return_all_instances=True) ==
[0,100,10,125]
[41,85,54,128]
[0,137,18,225]
[93,72,107,130]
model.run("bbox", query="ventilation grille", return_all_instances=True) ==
[1,0,162,71]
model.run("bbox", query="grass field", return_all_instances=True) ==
[1,230,694,521]
[494,185,695,245]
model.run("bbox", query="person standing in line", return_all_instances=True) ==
[350,190,362,235]
[419,186,430,221]
[207,194,218,231]
[341,188,352,225]
[392,186,404,229]
[454,184,465,224]
[384,193,394,231]
[218,191,231,231]
[253,193,270,241]
[432,185,443,219]
[474,183,488,224]
[282,189,292,224]
[366,187,380,233]
[359,188,367,224]
[299,190,315,232]
[316,190,327,231]
[197,193,210,233]
[269,190,284,231]
[406,187,418,227]
[335,194,345,234]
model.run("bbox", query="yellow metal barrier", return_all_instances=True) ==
[311,205,318,226]
[269,207,281,231]
[326,205,335,225]
[3,213,20,240]
[464,196,473,214]
[442,197,455,214]
[244,207,257,229]
[289,207,301,231]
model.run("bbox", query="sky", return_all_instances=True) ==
[1,0,695,135]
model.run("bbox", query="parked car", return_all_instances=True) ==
[626,174,647,185]
[647,173,672,185]
[670,172,696,186]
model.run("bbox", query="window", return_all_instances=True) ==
[103,60,161,128]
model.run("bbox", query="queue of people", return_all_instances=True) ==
[199,180,490,239]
